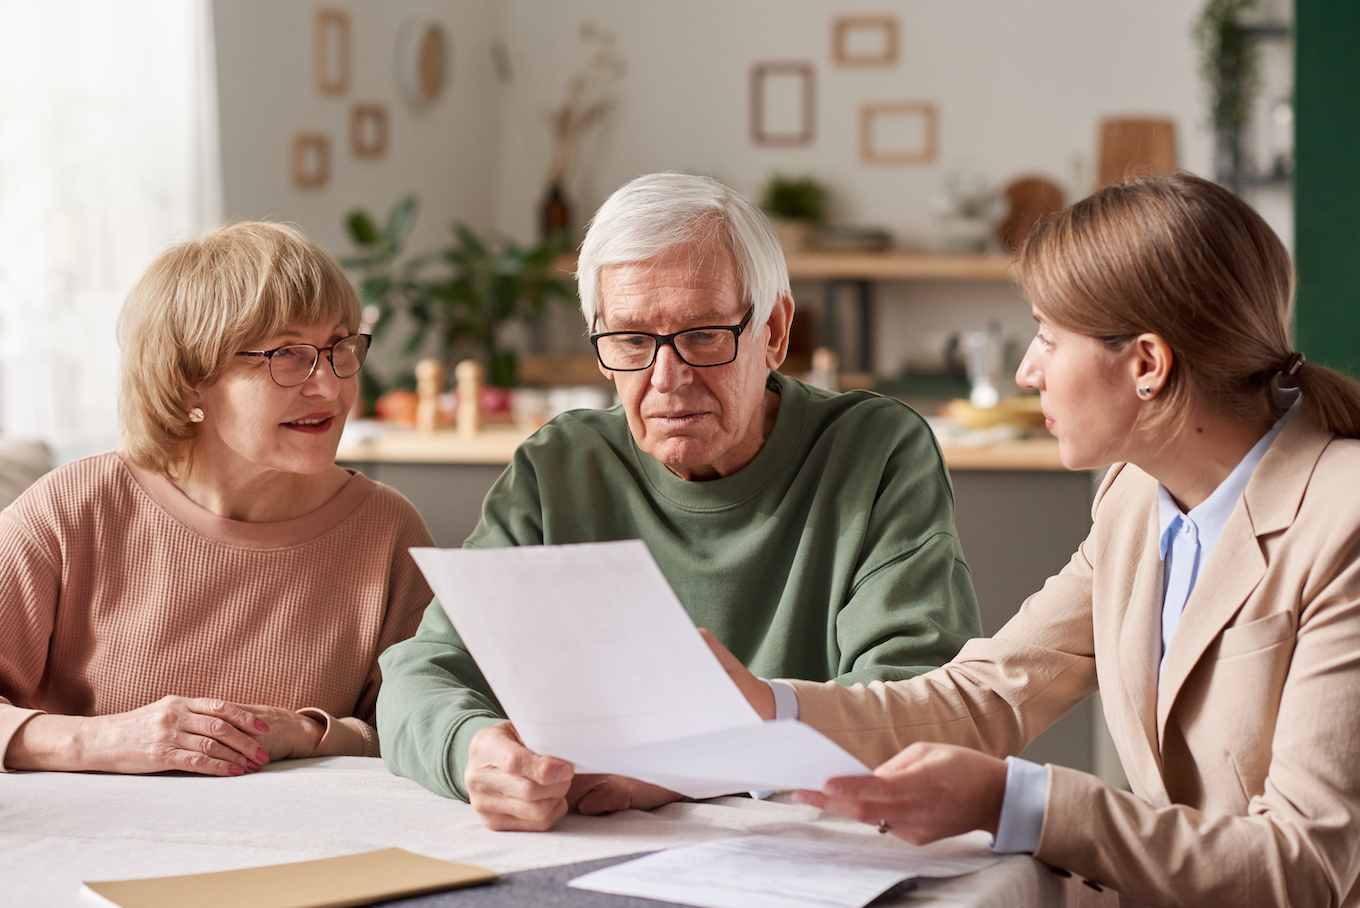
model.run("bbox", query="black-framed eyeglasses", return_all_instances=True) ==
[235,334,371,388]
[590,308,754,372]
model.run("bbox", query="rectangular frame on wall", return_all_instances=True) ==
[291,133,331,188]
[314,8,352,96]
[350,103,389,158]
[750,62,815,147]
[859,100,938,164]
[833,16,899,67]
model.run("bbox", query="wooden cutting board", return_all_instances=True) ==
[1098,118,1178,187]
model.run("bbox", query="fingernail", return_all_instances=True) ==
[246,760,261,772]
[792,791,812,805]
[255,720,270,732]
[549,764,573,783]
[256,748,269,763]
[228,765,244,775]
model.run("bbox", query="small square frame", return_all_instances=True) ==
[291,132,331,188]
[350,103,389,158]
[859,100,938,165]
[315,8,351,96]
[833,16,899,67]
[750,61,815,147]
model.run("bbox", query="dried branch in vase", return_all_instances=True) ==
[542,22,626,188]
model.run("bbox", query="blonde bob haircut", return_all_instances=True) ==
[118,221,361,475]
[1018,171,1360,439]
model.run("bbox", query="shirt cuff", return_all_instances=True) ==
[747,680,801,800]
[297,708,374,758]
[991,756,1047,854]
[0,706,46,772]
[763,679,800,721]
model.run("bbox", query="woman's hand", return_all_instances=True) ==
[6,696,271,776]
[794,742,1008,845]
[699,629,775,720]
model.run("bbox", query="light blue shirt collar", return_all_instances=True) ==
[1157,390,1299,560]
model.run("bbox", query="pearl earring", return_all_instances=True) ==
[188,407,205,423]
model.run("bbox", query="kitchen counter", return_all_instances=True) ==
[337,424,1066,471]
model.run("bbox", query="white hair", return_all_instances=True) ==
[576,173,790,332]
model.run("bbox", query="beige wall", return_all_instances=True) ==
[211,0,1231,376]
[213,0,499,257]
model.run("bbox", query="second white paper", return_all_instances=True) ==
[411,541,870,797]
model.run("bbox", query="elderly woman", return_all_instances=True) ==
[711,172,1360,907]
[0,222,432,776]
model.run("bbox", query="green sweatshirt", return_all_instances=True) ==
[377,372,981,800]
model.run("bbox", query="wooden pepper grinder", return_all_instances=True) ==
[455,359,485,437]
[415,358,446,433]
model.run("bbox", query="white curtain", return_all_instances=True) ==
[0,0,222,462]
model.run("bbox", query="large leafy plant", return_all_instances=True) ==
[342,196,576,388]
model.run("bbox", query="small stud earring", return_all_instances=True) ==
[188,407,204,423]
[1138,387,1152,398]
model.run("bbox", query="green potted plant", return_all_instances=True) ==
[1195,0,1261,191]
[342,196,577,390]
[760,173,827,251]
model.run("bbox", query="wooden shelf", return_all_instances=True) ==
[557,251,1015,281]
[784,250,1014,281]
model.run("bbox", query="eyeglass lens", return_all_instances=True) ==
[595,328,737,371]
[269,336,368,387]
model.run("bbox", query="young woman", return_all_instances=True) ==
[0,222,433,776]
[711,172,1360,907]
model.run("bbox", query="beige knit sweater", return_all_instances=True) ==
[0,452,433,768]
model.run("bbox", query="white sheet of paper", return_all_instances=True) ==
[411,541,871,796]
[553,720,870,801]
[568,834,1001,908]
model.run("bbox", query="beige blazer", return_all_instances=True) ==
[788,417,1360,907]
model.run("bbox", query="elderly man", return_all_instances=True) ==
[378,173,981,830]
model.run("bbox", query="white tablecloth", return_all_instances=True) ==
[1,756,1061,907]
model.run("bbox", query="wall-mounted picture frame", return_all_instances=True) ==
[859,100,938,164]
[833,16,899,67]
[350,103,389,158]
[396,17,449,109]
[291,132,331,188]
[314,8,352,96]
[750,62,815,147]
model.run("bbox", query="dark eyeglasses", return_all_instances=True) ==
[235,334,371,388]
[590,308,753,372]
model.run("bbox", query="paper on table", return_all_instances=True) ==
[568,835,1001,908]
[81,848,496,908]
[411,540,870,796]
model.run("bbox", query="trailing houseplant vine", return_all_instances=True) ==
[1195,0,1262,191]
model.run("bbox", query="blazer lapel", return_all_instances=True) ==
[1155,509,1266,740]
[1117,505,1167,778]
[1155,418,1331,743]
